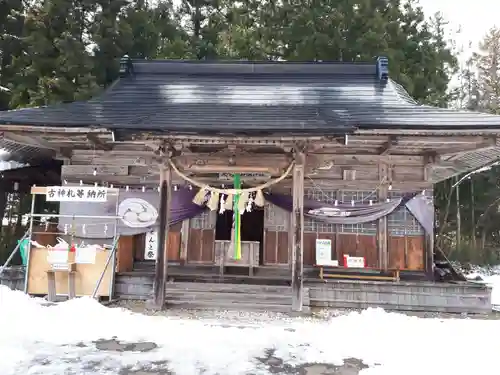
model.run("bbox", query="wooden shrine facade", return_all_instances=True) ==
[2,125,500,310]
[4,58,500,310]
[1,127,498,269]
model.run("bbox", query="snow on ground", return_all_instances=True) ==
[1,286,500,375]
[463,265,500,310]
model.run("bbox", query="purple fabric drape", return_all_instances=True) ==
[169,187,206,227]
[265,192,433,235]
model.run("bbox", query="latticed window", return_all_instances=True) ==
[387,191,424,236]
[339,190,377,235]
[191,210,214,229]
[304,188,337,233]
[264,202,288,231]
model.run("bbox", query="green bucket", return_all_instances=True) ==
[18,238,30,266]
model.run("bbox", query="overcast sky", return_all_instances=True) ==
[418,0,499,56]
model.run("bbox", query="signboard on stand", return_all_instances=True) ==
[315,239,338,266]
[45,186,108,202]
[144,231,158,260]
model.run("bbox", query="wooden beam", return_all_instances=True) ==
[151,159,172,310]
[291,150,305,312]
[0,125,112,134]
[60,174,433,191]
[86,134,112,151]
[309,154,426,165]
[279,179,431,190]
[356,129,500,136]
[62,165,129,177]
[378,136,398,155]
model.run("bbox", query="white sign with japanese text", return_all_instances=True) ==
[316,238,335,266]
[45,186,108,202]
[344,255,366,268]
[144,230,158,260]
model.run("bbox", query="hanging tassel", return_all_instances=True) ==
[219,194,226,214]
[238,193,248,214]
[207,191,219,211]
[224,194,233,210]
[254,190,265,207]
[192,188,207,206]
[246,194,254,212]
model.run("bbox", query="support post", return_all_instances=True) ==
[377,163,389,270]
[291,151,305,312]
[424,190,435,280]
[151,158,172,309]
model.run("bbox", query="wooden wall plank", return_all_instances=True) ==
[264,230,277,264]
[187,228,203,262]
[116,236,134,272]
[201,229,215,262]
[388,236,406,269]
[407,236,425,270]
[277,231,289,264]
[167,232,181,261]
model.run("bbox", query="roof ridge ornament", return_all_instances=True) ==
[376,56,389,81]
[119,55,134,77]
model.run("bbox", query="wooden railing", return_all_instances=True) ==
[215,240,260,276]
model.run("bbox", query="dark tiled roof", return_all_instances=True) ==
[2,58,500,134]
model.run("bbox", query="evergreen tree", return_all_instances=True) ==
[0,0,24,110]
[8,0,98,108]
[474,27,500,114]
[90,0,129,86]
[119,0,189,60]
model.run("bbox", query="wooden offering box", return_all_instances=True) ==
[27,247,113,297]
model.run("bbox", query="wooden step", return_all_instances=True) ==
[114,280,311,313]
[165,300,311,314]
[166,282,292,294]
[167,291,293,302]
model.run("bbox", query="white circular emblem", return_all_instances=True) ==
[118,198,158,228]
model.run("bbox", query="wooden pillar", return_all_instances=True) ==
[424,190,435,279]
[151,159,172,309]
[291,151,305,312]
[422,159,435,280]
[377,163,389,270]
[180,219,189,265]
